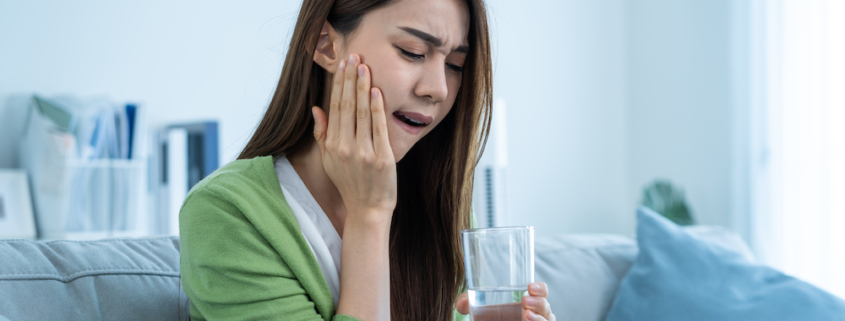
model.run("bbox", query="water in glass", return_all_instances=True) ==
[468,286,526,321]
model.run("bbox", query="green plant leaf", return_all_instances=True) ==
[641,180,695,226]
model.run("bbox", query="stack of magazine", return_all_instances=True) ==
[19,95,147,239]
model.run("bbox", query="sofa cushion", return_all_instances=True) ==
[0,237,188,321]
[604,207,845,321]
[535,220,754,321]
[536,233,638,321]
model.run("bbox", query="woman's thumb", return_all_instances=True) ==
[311,106,328,153]
[456,292,470,315]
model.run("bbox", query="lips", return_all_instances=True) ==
[392,111,433,135]
[393,111,433,126]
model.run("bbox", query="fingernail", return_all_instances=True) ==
[348,54,357,65]
[530,283,540,291]
[524,296,536,305]
[358,65,364,77]
[528,311,540,321]
[371,88,378,99]
[338,59,346,72]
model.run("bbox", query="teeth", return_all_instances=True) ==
[398,112,425,126]
[406,117,424,126]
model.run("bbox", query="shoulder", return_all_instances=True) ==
[179,155,335,320]
[179,155,288,232]
[187,155,277,200]
[178,154,304,256]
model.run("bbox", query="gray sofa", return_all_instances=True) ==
[0,227,751,320]
[0,237,189,321]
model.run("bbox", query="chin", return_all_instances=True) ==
[386,122,419,163]
[390,144,412,163]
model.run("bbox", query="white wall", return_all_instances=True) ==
[487,0,736,236]
[0,0,302,165]
[626,0,734,230]
[485,0,631,235]
[0,0,738,237]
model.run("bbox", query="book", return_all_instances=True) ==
[153,121,219,236]
[166,128,188,236]
[126,104,137,159]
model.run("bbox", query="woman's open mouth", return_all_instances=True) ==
[392,111,432,135]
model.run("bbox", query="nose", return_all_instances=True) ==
[414,62,449,103]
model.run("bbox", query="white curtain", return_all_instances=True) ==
[742,0,845,298]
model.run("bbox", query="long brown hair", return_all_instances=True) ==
[239,0,492,319]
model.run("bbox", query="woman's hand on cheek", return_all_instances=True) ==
[522,282,555,321]
[311,53,397,225]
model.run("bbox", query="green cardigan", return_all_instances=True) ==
[179,156,468,321]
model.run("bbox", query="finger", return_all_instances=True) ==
[370,87,392,158]
[355,63,372,152]
[455,292,469,315]
[339,53,360,145]
[523,309,547,321]
[529,282,548,297]
[523,296,551,318]
[311,106,328,155]
[327,58,346,144]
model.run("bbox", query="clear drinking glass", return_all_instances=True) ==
[462,226,534,321]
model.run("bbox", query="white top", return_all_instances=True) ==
[274,156,342,308]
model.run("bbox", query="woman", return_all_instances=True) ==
[179,0,556,320]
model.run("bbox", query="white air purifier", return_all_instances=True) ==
[472,98,509,228]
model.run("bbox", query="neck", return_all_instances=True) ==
[287,139,347,236]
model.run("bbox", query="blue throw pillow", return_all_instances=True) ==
[604,206,845,321]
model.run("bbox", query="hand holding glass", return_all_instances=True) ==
[462,226,534,321]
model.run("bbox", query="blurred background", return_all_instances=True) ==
[0,0,842,297]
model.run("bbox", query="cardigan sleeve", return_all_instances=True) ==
[180,184,360,321]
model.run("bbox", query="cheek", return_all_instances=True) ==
[439,78,461,118]
[369,60,413,111]
[448,74,462,99]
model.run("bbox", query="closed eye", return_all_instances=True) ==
[396,45,424,61]
[447,63,463,73]
[396,45,463,73]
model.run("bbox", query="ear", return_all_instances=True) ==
[313,21,343,74]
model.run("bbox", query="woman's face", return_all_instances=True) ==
[329,0,470,161]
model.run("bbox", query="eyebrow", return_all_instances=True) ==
[398,27,469,54]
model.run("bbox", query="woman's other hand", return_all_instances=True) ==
[311,53,397,225]
[521,282,556,321]
[455,282,556,321]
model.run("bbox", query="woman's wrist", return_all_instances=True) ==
[337,207,392,320]
[344,207,393,232]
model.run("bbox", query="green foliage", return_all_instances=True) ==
[641,180,695,226]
